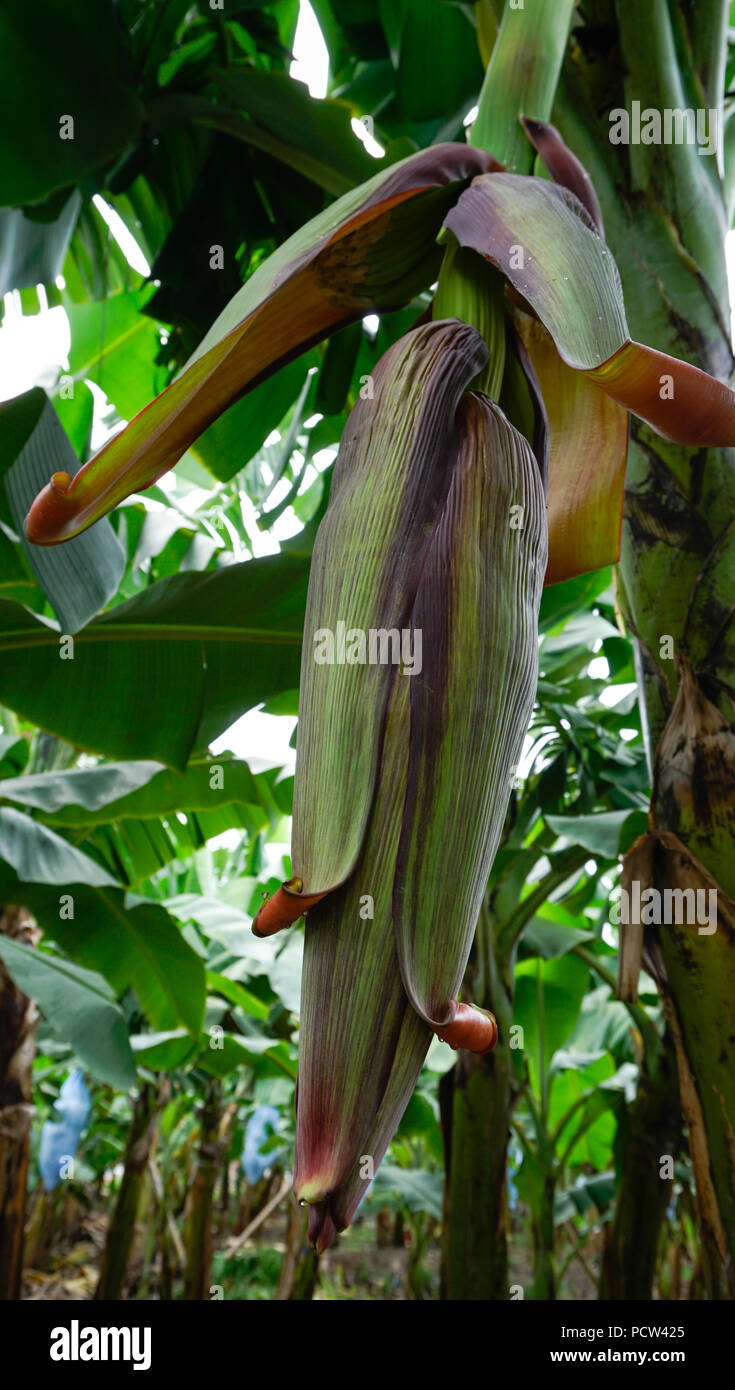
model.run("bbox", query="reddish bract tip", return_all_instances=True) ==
[24,473,75,546]
[252,879,326,938]
[307,1201,338,1253]
[520,115,605,238]
[433,1002,498,1054]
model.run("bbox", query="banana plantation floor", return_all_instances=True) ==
[20,1192,608,1301]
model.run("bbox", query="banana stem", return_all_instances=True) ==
[470,0,575,171]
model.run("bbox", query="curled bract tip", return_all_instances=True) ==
[252,878,326,938]
[519,114,605,237]
[24,474,76,546]
[433,1002,498,1054]
[307,1201,338,1254]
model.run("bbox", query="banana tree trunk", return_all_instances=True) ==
[95,1079,164,1300]
[599,1027,682,1299]
[182,1077,221,1300]
[0,906,39,1301]
[529,1170,556,1301]
[555,0,735,1294]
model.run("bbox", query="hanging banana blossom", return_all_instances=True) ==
[253,319,546,1247]
[24,123,735,1250]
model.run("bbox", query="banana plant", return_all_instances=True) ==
[23,29,735,1249]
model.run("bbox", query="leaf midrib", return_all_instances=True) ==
[0,623,303,651]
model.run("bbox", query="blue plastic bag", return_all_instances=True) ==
[241,1105,282,1184]
[38,1069,92,1191]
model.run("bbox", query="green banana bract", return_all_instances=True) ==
[286,321,547,1247]
[292,319,488,897]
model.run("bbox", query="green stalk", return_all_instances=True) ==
[471,0,576,171]
[689,2,729,110]
[433,238,506,399]
[513,1108,557,1300]
[276,1202,318,1301]
[182,1077,221,1301]
[432,0,576,397]
[439,907,514,1301]
[536,958,547,1131]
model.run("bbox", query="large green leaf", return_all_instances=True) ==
[545,809,635,859]
[0,0,143,205]
[0,754,283,887]
[0,805,118,889]
[0,734,29,778]
[199,1032,297,1081]
[212,69,380,192]
[513,953,590,1083]
[550,1061,628,1169]
[393,0,484,123]
[64,292,165,424]
[567,984,635,1060]
[52,382,95,459]
[206,972,269,1022]
[0,524,32,601]
[0,755,266,829]
[0,809,205,1033]
[521,918,595,960]
[0,192,81,296]
[129,1030,199,1072]
[369,1163,443,1219]
[1,390,124,632]
[0,554,308,768]
[0,935,135,1089]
